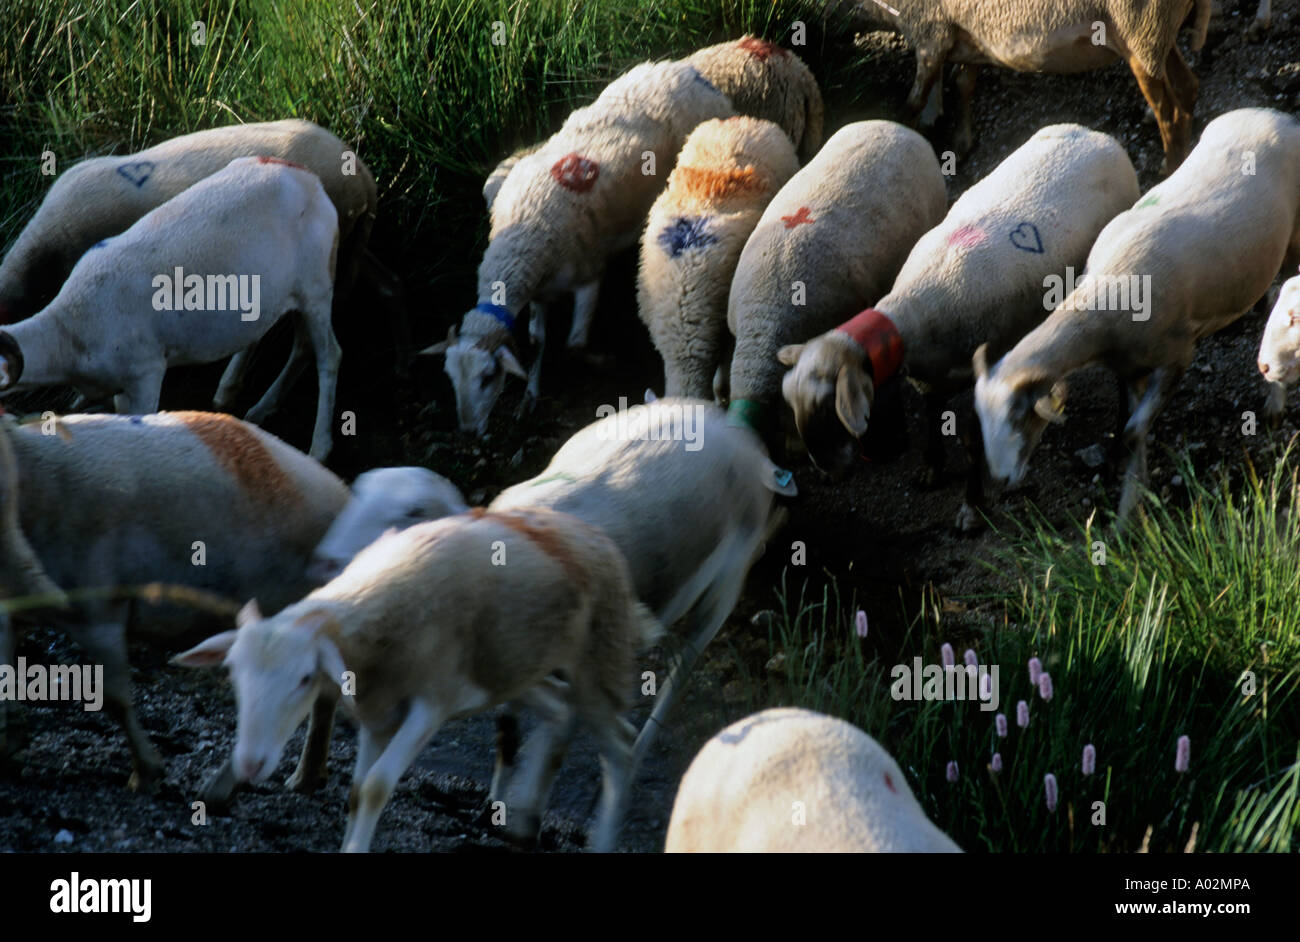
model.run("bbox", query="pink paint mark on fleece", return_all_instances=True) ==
[781,206,814,229]
[947,225,986,249]
[550,154,600,193]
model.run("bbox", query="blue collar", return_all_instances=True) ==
[475,302,515,331]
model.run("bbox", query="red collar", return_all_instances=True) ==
[836,308,903,385]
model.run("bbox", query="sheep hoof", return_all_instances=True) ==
[127,763,163,794]
[286,766,326,794]
[1247,16,1271,39]
[954,503,985,533]
[501,811,542,849]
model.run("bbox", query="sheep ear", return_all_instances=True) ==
[170,630,238,669]
[835,365,872,438]
[777,344,804,367]
[644,388,658,404]
[236,598,263,628]
[419,325,458,356]
[1033,381,1068,425]
[498,346,527,380]
[0,331,23,389]
[972,343,990,380]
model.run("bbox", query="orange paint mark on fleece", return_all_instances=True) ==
[737,37,789,61]
[676,165,767,202]
[172,411,301,505]
[781,206,814,229]
[482,510,588,589]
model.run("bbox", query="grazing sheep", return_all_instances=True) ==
[638,117,800,399]
[685,36,825,161]
[0,119,375,325]
[0,156,343,461]
[974,108,1300,521]
[0,410,349,790]
[425,60,735,436]
[482,144,540,213]
[849,0,1210,167]
[726,120,946,446]
[664,707,962,852]
[311,467,469,580]
[174,507,662,853]
[779,124,1139,530]
[1256,267,1300,422]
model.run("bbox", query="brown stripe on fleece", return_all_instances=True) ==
[676,165,766,203]
[172,411,301,505]
[471,509,588,589]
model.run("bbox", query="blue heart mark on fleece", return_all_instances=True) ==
[658,216,717,258]
[1008,221,1044,254]
[116,161,155,188]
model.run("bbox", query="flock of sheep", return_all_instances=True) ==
[1,3,1298,853]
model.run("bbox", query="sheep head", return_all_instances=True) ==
[973,343,1067,487]
[172,599,346,785]
[421,323,526,436]
[779,332,873,477]
[1257,272,1300,388]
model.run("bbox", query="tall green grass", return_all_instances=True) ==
[754,457,1300,852]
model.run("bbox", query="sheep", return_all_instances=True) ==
[173,506,663,853]
[0,156,343,461]
[778,124,1140,530]
[1256,267,1300,423]
[637,117,800,400]
[0,119,375,326]
[0,410,350,791]
[725,120,947,448]
[311,467,469,580]
[684,36,825,161]
[847,0,1210,168]
[664,707,962,852]
[482,144,540,213]
[974,108,1300,522]
[424,60,735,436]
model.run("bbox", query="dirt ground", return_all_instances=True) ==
[2,0,1298,853]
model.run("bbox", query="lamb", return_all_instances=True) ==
[974,108,1300,522]
[0,156,343,461]
[0,410,350,791]
[174,506,662,853]
[725,120,946,446]
[664,707,962,852]
[637,117,800,400]
[425,60,735,436]
[684,37,825,161]
[847,0,1210,168]
[779,124,1139,530]
[0,119,375,325]
[1256,268,1300,422]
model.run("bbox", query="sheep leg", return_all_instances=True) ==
[213,349,253,412]
[1126,56,1182,173]
[518,300,546,415]
[503,685,578,846]
[952,64,978,156]
[907,52,945,129]
[286,687,338,793]
[566,281,599,350]
[77,616,163,790]
[487,710,523,806]
[113,370,164,416]
[1249,0,1271,36]
[1117,366,1183,522]
[588,715,637,853]
[1163,47,1198,164]
[342,724,388,851]
[244,320,310,426]
[955,406,987,532]
[922,391,948,487]
[1264,379,1287,428]
[198,757,240,811]
[0,611,19,759]
[302,304,343,462]
[342,699,444,853]
[1107,373,1137,466]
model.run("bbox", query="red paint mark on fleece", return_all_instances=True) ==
[947,225,986,249]
[550,154,600,193]
[257,155,308,170]
[737,37,789,61]
[781,206,814,229]
[172,411,301,505]
[468,508,589,589]
[836,308,904,386]
[883,772,898,793]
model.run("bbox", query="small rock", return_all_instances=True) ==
[509,448,524,468]
[53,829,74,845]
[1081,497,1091,507]
[1171,474,1184,487]
[1076,444,1106,469]
[765,651,787,673]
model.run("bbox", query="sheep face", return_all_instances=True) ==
[1258,276,1300,387]
[441,337,526,436]
[973,344,1066,487]
[779,336,872,477]
[311,467,468,580]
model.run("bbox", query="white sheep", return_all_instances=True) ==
[664,707,962,852]
[779,124,1139,530]
[638,117,800,400]
[425,60,735,436]
[482,144,540,213]
[851,0,1210,167]
[975,108,1300,521]
[0,156,343,461]
[1256,267,1300,422]
[685,36,825,161]
[0,410,349,791]
[725,119,947,445]
[0,119,375,325]
[174,506,662,853]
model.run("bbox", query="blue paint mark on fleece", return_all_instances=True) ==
[115,160,155,188]
[687,67,722,98]
[657,216,717,258]
[90,239,109,250]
